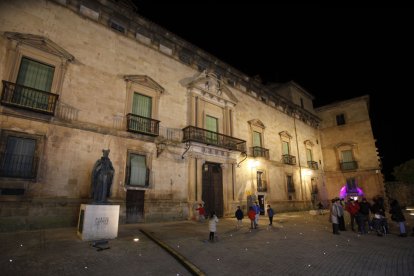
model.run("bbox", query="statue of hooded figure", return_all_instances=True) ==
[91,149,114,204]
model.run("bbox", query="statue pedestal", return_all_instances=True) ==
[77,204,120,241]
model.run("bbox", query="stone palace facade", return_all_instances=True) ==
[0,0,384,230]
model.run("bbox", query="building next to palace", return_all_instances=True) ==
[0,0,384,231]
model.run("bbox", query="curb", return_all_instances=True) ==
[140,229,205,276]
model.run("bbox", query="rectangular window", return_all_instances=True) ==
[110,20,125,33]
[282,141,290,155]
[306,148,313,162]
[1,136,36,178]
[13,57,55,110]
[287,175,295,194]
[132,92,152,118]
[257,170,267,192]
[300,98,304,108]
[252,131,262,147]
[128,153,149,187]
[17,57,55,92]
[336,114,345,126]
[341,150,353,162]
[205,115,218,143]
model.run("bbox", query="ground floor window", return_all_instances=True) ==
[0,131,40,179]
[126,152,149,187]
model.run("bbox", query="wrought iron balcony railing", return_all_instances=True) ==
[340,161,358,171]
[282,154,296,165]
[251,146,269,159]
[0,153,38,179]
[182,126,246,152]
[307,160,319,170]
[1,80,59,115]
[126,113,160,136]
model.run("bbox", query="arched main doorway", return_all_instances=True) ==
[202,162,223,217]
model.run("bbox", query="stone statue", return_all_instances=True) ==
[91,149,114,204]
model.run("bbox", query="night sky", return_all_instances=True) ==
[132,4,414,181]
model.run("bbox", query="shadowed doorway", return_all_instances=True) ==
[202,162,223,217]
[126,190,145,223]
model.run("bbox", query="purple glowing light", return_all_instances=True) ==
[339,186,364,198]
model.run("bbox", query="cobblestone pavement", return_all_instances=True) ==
[1,211,413,276]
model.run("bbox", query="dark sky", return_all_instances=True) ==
[132,4,414,181]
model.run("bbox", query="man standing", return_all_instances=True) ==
[266,205,275,226]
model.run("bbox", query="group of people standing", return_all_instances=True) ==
[329,196,407,237]
[240,202,275,229]
[196,202,276,242]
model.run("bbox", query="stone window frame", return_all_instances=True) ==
[124,149,153,190]
[335,143,357,162]
[304,140,314,162]
[123,75,164,121]
[256,169,268,192]
[0,129,45,182]
[3,32,74,97]
[279,131,293,155]
[286,174,296,200]
[248,119,266,148]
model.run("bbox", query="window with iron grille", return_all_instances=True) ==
[0,135,37,179]
[287,175,295,193]
[257,170,267,192]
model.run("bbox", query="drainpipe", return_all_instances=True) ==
[293,116,304,201]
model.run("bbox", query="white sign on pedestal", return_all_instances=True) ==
[77,204,120,241]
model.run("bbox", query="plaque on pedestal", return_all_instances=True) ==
[77,204,120,241]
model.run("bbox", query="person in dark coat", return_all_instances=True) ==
[371,196,388,236]
[266,205,275,226]
[389,199,407,237]
[235,206,244,228]
[358,197,371,234]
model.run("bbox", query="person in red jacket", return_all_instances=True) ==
[196,204,206,222]
[248,206,257,229]
[345,198,360,232]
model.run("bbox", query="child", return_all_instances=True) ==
[235,206,244,228]
[196,203,206,222]
[266,204,275,226]
[208,211,219,242]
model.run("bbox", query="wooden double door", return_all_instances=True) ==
[202,162,223,217]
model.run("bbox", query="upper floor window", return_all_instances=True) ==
[133,93,152,118]
[300,98,304,108]
[205,115,218,143]
[252,131,262,147]
[340,149,358,170]
[17,57,54,92]
[282,141,290,155]
[124,75,164,136]
[336,113,346,126]
[2,32,74,114]
[306,148,313,162]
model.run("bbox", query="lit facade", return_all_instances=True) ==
[0,0,384,230]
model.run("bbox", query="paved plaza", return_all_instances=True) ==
[1,211,413,276]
